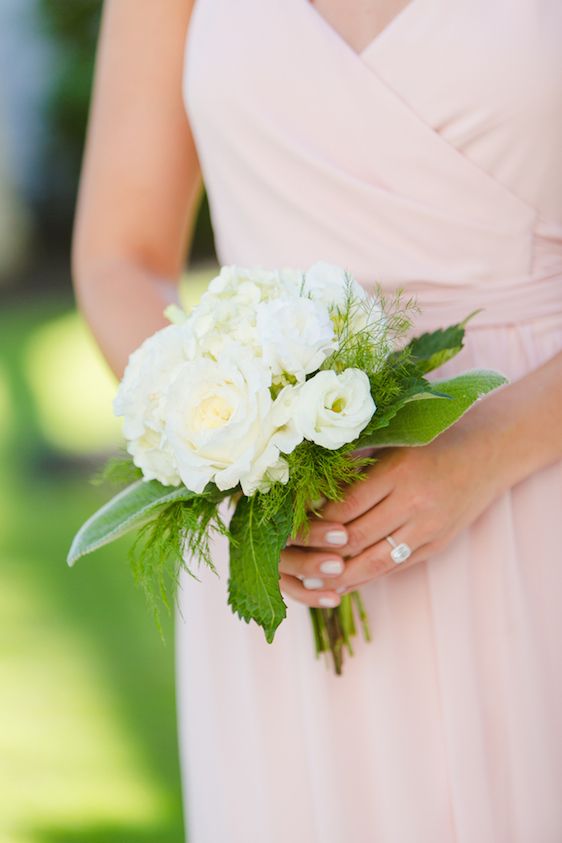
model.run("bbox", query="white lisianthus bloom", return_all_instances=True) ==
[294,368,375,450]
[256,296,337,382]
[165,345,302,495]
[241,384,304,495]
[113,324,190,485]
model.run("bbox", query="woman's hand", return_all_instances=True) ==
[279,401,511,606]
[279,349,562,608]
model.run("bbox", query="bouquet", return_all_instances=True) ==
[68,262,507,674]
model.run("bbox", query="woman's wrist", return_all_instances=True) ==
[458,353,562,497]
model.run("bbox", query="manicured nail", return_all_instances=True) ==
[336,586,348,594]
[303,577,324,590]
[319,596,340,608]
[325,530,347,546]
[319,559,344,575]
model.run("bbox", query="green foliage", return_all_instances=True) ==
[227,493,294,643]
[92,453,143,487]
[394,310,481,375]
[360,370,508,448]
[67,479,201,566]
[356,311,487,443]
[68,468,231,628]
[323,283,417,378]
[287,443,375,539]
[131,492,230,626]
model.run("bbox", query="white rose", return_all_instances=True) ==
[256,296,337,382]
[294,368,375,450]
[165,345,302,495]
[113,324,190,485]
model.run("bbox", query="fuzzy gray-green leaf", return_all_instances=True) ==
[360,369,508,448]
[67,480,199,566]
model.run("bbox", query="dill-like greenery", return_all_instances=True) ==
[129,491,231,632]
[92,452,142,487]
[322,280,418,375]
[257,443,375,541]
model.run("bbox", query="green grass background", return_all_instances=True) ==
[0,267,214,843]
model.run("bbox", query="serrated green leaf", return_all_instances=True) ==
[360,369,508,448]
[67,480,199,566]
[227,495,293,644]
[397,312,481,375]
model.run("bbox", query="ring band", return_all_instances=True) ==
[385,535,412,564]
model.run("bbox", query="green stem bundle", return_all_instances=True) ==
[309,590,371,675]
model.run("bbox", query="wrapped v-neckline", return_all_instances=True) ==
[301,0,421,59]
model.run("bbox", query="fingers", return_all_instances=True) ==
[291,489,406,559]
[320,468,394,524]
[340,495,407,557]
[286,519,349,551]
[279,573,341,609]
[279,546,346,585]
[334,526,428,592]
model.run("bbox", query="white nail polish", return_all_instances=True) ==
[319,596,340,608]
[325,530,347,546]
[303,577,324,590]
[319,559,344,575]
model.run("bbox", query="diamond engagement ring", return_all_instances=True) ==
[385,535,412,564]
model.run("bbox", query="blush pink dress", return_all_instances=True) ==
[175,2,562,841]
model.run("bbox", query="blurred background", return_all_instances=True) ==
[0,3,216,841]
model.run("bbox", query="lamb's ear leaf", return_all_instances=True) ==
[67,480,200,566]
[359,369,508,448]
[227,494,293,644]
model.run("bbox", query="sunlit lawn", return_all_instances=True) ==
[0,266,214,843]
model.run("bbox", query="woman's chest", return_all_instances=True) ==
[306,0,415,55]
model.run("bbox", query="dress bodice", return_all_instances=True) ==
[183,0,562,327]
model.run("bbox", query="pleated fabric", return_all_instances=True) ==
[176,2,562,840]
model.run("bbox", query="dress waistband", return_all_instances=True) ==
[388,274,562,331]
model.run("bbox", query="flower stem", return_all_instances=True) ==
[308,589,371,675]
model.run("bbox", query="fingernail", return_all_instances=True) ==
[325,530,347,546]
[336,586,347,594]
[319,596,340,608]
[319,559,344,575]
[303,577,324,590]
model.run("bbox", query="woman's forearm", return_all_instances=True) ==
[70,0,202,380]
[461,348,562,494]
[74,256,181,380]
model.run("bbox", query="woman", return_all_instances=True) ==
[72,1,562,840]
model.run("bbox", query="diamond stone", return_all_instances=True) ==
[390,543,411,564]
